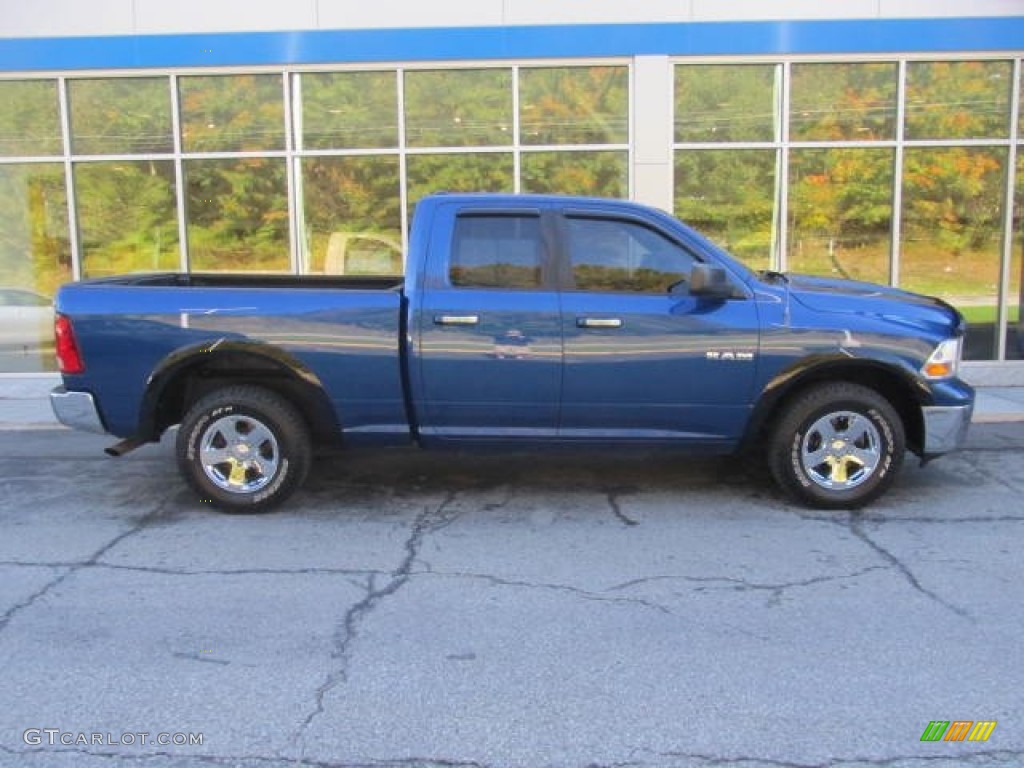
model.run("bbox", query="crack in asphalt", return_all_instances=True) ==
[958,451,1024,494]
[0,560,384,579]
[0,499,171,636]
[607,565,891,607]
[417,568,672,615]
[777,509,975,621]
[605,486,640,527]
[170,650,232,666]
[844,517,971,620]
[288,492,462,757]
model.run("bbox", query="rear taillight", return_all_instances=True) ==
[54,314,84,374]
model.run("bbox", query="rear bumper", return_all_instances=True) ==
[922,403,973,455]
[50,387,106,434]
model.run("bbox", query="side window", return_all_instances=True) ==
[450,214,544,289]
[567,216,696,293]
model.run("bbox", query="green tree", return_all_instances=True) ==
[186,158,289,271]
[0,164,70,295]
[788,149,893,282]
[521,151,626,198]
[69,78,173,155]
[675,64,777,142]
[301,71,398,150]
[179,74,285,153]
[0,81,62,157]
[75,161,178,277]
[675,149,776,268]
[902,147,1005,258]
[520,66,628,145]
[404,69,513,147]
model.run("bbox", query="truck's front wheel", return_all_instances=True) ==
[176,385,311,513]
[769,383,905,510]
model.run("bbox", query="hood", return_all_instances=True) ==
[781,273,964,336]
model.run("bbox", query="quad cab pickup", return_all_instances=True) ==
[50,193,974,512]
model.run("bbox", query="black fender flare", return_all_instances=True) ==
[741,354,930,455]
[136,339,341,444]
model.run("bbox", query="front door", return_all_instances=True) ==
[558,212,761,445]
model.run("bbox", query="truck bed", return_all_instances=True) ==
[56,272,409,440]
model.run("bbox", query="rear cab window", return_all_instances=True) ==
[450,214,546,290]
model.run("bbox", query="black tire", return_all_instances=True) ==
[768,382,905,510]
[176,385,311,513]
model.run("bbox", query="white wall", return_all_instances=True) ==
[1,0,1022,38]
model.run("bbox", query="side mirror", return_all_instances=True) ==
[688,263,733,300]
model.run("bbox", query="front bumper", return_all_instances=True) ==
[922,403,973,455]
[50,387,106,434]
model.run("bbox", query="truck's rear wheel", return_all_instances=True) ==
[769,382,904,510]
[176,385,311,513]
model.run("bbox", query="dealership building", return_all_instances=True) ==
[0,1,1022,380]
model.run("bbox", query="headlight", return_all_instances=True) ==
[921,337,962,380]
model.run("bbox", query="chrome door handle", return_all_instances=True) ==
[577,317,623,329]
[434,314,480,326]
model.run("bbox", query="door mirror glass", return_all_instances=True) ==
[689,263,733,299]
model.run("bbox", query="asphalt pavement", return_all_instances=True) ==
[0,417,1023,767]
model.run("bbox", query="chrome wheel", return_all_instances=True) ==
[199,414,281,494]
[800,410,881,491]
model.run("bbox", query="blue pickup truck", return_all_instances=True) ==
[50,193,974,512]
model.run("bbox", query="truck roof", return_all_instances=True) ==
[416,191,654,209]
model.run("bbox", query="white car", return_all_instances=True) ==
[0,287,55,354]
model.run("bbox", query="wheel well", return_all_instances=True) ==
[143,349,341,447]
[747,363,926,456]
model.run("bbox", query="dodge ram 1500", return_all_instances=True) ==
[50,193,974,511]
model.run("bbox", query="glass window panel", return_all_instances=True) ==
[0,80,62,157]
[406,153,513,217]
[905,60,1012,141]
[519,66,628,146]
[675,149,777,270]
[404,69,513,148]
[301,71,397,150]
[567,216,696,294]
[788,148,894,284]
[0,163,69,372]
[901,147,1007,360]
[179,74,285,152]
[790,62,898,142]
[186,158,289,272]
[69,77,173,155]
[450,215,543,289]
[1009,151,1024,360]
[675,64,777,143]
[300,156,402,275]
[520,151,627,198]
[75,160,179,277]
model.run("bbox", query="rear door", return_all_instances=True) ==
[414,204,563,440]
[558,209,761,445]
